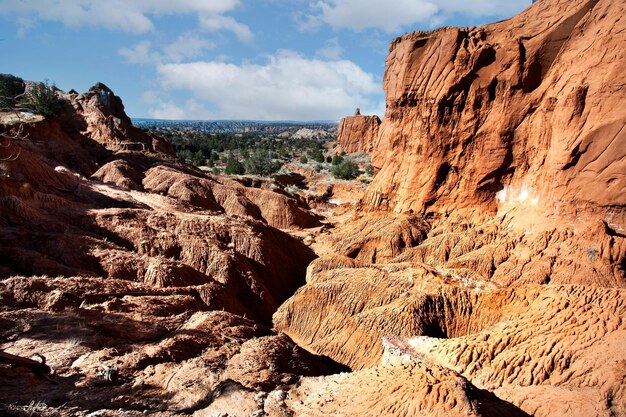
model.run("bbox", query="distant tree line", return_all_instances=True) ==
[152,127,330,176]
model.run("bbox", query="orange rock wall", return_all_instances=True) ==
[336,115,381,154]
[363,0,625,221]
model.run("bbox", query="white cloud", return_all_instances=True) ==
[199,14,253,42]
[305,0,531,32]
[163,33,215,62]
[149,101,187,120]
[316,38,343,60]
[156,50,381,120]
[0,0,244,34]
[16,17,34,38]
[142,89,213,120]
[308,0,438,32]
[119,34,215,65]
[119,41,160,65]
[436,0,532,18]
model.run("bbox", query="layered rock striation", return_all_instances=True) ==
[363,0,625,219]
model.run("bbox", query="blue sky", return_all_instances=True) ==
[0,0,531,121]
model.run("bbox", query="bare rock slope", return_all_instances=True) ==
[274,0,626,416]
[0,83,337,416]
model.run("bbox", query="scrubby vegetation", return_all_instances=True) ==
[0,74,65,118]
[25,81,66,118]
[0,74,26,109]
[331,159,360,180]
[149,127,332,176]
[147,125,377,184]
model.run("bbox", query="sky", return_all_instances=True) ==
[0,0,532,121]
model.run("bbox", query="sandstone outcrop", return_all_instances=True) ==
[142,165,321,229]
[363,0,625,220]
[335,112,381,154]
[273,1,626,416]
[65,83,174,155]
[275,262,626,415]
[3,0,626,415]
[263,361,530,417]
[0,83,341,415]
[0,277,345,415]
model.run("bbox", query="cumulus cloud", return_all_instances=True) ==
[119,34,215,65]
[148,99,213,120]
[199,15,253,42]
[163,33,216,62]
[316,38,343,60]
[119,41,160,65]
[156,51,381,120]
[0,0,245,34]
[149,101,187,120]
[142,90,213,120]
[305,0,531,32]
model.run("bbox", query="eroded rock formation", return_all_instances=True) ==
[2,0,626,415]
[336,113,381,154]
[274,1,626,416]
[0,83,336,415]
[364,0,625,219]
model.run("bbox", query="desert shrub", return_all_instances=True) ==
[332,154,344,165]
[299,154,308,164]
[0,73,25,108]
[224,154,245,175]
[365,164,375,176]
[326,156,332,163]
[25,81,65,118]
[308,148,325,163]
[332,159,359,180]
[244,149,281,176]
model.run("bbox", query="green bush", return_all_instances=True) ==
[25,81,65,118]
[299,154,308,164]
[331,159,359,180]
[331,154,344,166]
[224,154,245,175]
[365,164,375,176]
[0,73,25,109]
[244,149,281,176]
[308,148,325,163]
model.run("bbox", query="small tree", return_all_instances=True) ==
[332,154,344,166]
[365,164,375,176]
[25,81,65,118]
[244,149,281,176]
[0,74,25,109]
[224,154,245,175]
[299,154,308,164]
[308,148,324,163]
[332,159,359,180]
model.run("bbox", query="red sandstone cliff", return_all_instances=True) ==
[273,1,626,416]
[361,0,625,220]
[335,113,381,154]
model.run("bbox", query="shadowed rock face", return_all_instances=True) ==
[364,0,625,218]
[0,83,339,415]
